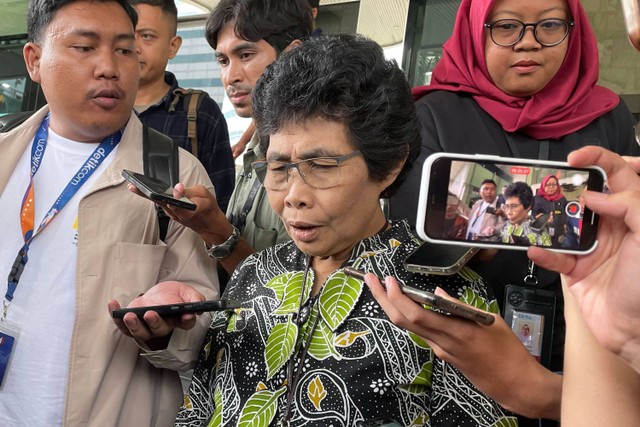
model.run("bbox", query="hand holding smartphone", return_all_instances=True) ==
[111,300,244,319]
[344,267,495,325]
[122,169,197,211]
[416,153,606,254]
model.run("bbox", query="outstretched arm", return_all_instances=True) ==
[366,275,562,419]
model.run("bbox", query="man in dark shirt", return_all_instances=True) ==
[130,0,235,212]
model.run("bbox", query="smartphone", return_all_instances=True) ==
[416,153,606,254]
[344,267,495,325]
[111,300,244,319]
[403,242,478,275]
[122,169,196,211]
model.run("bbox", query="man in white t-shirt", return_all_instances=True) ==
[0,0,218,425]
[466,178,506,240]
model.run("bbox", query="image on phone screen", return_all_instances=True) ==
[417,153,606,254]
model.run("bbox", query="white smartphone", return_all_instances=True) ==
[416,153,606,254]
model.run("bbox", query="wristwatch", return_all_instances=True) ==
[204,226,240,259]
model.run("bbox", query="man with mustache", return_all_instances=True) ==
[0,0,218,425]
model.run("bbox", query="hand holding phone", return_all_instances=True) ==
[417,153,606,254]
[345,267,495,325]
[122,169,197,211]
[112,300,244,319]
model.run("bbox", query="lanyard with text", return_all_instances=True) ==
[3,113,122,320]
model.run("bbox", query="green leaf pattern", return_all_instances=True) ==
[237,387,287,427]
[176,221,516,426]
[318,271,363,331]
[264,321,298,380]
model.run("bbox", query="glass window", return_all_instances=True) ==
[403,0,461,87]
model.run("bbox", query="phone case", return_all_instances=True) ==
[416,153,605,255]
[122,169,196,211]
[403,242,478,275]
[111,300,244,319]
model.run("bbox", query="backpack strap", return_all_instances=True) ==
[169,88,204,158]
[0,111,34,133]
[143,125,179,242]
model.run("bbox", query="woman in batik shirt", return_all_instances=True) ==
[174,35,514,427]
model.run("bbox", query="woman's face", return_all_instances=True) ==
[266,118,396,260]
[544,177,559,195]
[484,0,571,97]
[505,196,529,225]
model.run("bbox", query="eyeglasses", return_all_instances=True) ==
[251,150,362,190]
[484,18,574,47]
[503,203,523,211]
[544,182,558,187]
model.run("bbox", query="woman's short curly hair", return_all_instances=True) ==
[252,34,421,198]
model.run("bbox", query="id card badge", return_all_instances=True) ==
[0,319,21,388]
[503,284,556,368]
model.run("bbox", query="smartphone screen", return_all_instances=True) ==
[417,153,606,254]
[111,300,245,319]
[122,169,196,211]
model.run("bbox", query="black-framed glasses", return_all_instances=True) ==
[484,18,574,47]
[503,203,523,211]
[251,150,362,190]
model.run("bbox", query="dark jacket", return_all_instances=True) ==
[390,90,640,372]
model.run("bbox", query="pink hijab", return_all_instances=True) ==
[536,175,565,201]
[412,0,619,140]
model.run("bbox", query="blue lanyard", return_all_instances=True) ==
[5,113,122,306]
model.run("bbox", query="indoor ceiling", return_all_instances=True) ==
[0,0,28,37]
[0,1,402,47]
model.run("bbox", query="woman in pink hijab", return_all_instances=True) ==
[384,0,640,426]
[533,174,569,245]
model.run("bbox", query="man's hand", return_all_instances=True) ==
[108,281,205,350]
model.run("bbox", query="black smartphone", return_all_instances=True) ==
[344,267,495,325]
[416,153,606,254]
[403,242,478,275]
[122,169,196,211]
[111,300,245,319]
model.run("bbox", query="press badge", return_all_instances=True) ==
[0,319,20,388]
[503,284,556,368]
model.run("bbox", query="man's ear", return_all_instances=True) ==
[168,35,182,59]
[23,42,43,83]
[312,7,319,20]
[282,39,303,53]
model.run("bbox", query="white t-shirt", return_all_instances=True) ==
[0,128,116,425]
[466,200,492,237]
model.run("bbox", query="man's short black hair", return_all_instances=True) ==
[504,182,534,209]
[27,0,138,42]
[480,179,497,188]
[128,0,177,19]
[308,0,320,8]
[252,34,421,198]
[205,0,313,53]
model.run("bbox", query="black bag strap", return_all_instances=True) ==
[0,111,33,132]
[143,125,179,242]
[168,88,204,158]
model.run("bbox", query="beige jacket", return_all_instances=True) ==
[0,108,219,426]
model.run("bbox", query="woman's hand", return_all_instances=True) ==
[529,146,640,373]
[366,274,561,419]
